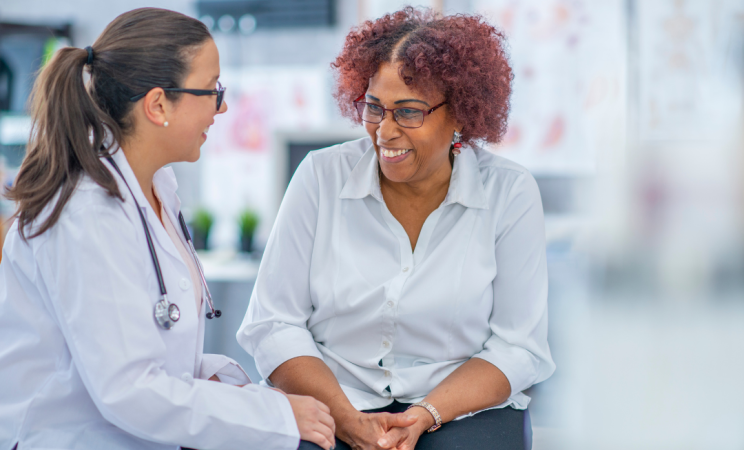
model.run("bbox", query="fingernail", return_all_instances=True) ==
[406,415,417,420]
[378,438,388,446]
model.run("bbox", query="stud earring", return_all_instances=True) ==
[451,131,462,155]
[164,121,169,128]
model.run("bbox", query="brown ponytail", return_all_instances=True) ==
[5,8,211,240]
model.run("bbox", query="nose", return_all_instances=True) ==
[218,99,228,114]
[376,110,401,141]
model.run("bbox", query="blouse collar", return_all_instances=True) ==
[339,140,489,210]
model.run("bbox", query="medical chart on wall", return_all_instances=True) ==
[472,0,626,175]
[637,0,744,142]
[199,66,329,248]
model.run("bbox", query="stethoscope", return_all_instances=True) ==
[107,157,221,330]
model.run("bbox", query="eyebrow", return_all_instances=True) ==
[366,94,430,107]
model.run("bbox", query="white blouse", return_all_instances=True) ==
[238,137,555,412]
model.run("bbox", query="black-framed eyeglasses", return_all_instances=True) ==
[129,81,226,111]
[353,94,446,129]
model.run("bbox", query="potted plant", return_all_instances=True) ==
[237,209,259,253]
[190,207,214,251]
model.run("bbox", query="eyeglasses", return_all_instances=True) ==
[130,81,226,111]
[353,94,446,129]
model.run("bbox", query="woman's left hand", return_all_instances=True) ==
[376,407,434,450]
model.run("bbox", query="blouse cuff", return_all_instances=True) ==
[252,326,325,379]
[473,335,541,396]
[199,353,252,385]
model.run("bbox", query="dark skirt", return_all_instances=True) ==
[298,400,532,450]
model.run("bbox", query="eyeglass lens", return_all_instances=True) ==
[216,82,224,111]
[355,103,424,128]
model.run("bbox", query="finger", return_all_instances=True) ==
[316,399,331,414]
[377,427,408,449]
[318,408,336,434]
[319,426,336,445]
[315,420,336,448]
[309,430,334,450]
[385,412,418,429]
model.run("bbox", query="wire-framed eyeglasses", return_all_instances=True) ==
[130,81,226,111]
[353,94,446,129]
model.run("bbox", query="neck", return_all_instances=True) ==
[381,158,452,202]
[120,135,166,222]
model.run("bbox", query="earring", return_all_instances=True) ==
[451,131,462,155]
[164,121,169,128]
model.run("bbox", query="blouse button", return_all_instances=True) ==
[387,301,394,308]
[384,371,391,377]
[179,278,190,290]
[181,372,193,383]
[383,341,390,348]
[402,267,409,272]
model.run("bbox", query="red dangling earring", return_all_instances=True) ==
[452,131,462,155]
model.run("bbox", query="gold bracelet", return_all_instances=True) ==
[407,401,442,433]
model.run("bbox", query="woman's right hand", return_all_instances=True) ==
[286,394,336,450]
[337,411,418,450]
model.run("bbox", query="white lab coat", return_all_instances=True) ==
[0,149,300,450]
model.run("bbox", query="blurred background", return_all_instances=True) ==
[1,0,743,448]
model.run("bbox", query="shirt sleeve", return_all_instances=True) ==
[199,353,252,385]
[36,202,299,450]
[237,154,325,381]
[472,171,556,396]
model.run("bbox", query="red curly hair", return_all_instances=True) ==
[331,7,513,147]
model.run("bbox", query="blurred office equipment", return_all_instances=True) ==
[197,0,335,34]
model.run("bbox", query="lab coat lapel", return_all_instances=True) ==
[153,167,186,245]
[105,149,183,263]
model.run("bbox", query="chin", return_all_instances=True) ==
[185,148,201,163]
[380,166,412,184]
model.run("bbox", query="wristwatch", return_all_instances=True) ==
[407,401,442,433]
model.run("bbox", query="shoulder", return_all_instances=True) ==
[473,147,537,190]
[62,175,125,218]
[289,136,372,193]
[24,174,130,248]
[470,147,541,212]
[301,136,372,175]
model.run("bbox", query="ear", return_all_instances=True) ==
[141,88,171,127]
[446,107,463,134]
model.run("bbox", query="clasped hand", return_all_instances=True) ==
[338,407,434,450]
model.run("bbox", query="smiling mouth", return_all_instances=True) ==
[380,148,411,158]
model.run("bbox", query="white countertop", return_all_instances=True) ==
[198,250,260,283]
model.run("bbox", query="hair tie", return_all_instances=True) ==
[84,46,94,65]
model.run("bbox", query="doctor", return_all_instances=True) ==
[0,8,334,450]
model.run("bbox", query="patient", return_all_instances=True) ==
[238,7,555,450]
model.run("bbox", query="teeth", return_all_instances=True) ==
[382,148,410,158]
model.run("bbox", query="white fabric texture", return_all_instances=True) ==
[155,188,203,313]
[237,137,555,413]
[0,149,298,450]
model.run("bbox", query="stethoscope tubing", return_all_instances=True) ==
[177,213,221,319]
[106,156,221,328]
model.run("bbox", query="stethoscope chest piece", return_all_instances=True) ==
[154,298,180,330]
